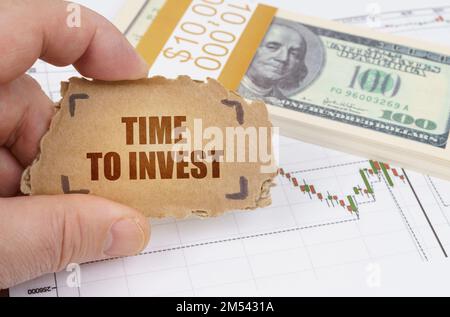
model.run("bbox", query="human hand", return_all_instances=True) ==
[0,0,151,289]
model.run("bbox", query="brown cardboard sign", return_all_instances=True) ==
[21,76,277,218]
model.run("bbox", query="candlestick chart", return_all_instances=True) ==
[279,160,406,215]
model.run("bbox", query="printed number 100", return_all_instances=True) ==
[349,66,402,98]
[163,0,252,71]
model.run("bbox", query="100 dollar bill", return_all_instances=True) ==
[115,0,450,152]
[238,13,450,148]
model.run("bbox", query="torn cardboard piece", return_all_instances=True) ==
[21,76,277,218]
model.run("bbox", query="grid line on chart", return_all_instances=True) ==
[84,217,360,266]
[424,175,450,230]
[279,163,319,279]
[427,176,450,207]
[123,0,151,36]
[403,172,448,258]
[288,160,369,175]
[174,219,196,296]
[335,5,450,22]
[389,26,450,34]
[230,213,260,292]
[382,173,428,261]
[53,273,59,297]
[55,246,424,296]
[121,258,132,297]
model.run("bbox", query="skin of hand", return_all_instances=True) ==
[0,0,151,289]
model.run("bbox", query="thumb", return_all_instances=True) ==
[0,195,150,289]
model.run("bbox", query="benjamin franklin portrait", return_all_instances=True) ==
[238,18,325,102]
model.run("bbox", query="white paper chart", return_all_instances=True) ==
[11,1,450,296]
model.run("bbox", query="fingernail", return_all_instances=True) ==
[104,218,146,256]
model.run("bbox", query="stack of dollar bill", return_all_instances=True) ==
[238,12,450,180]
[115,0,450,180]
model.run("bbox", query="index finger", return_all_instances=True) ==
[0,0,149,84]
